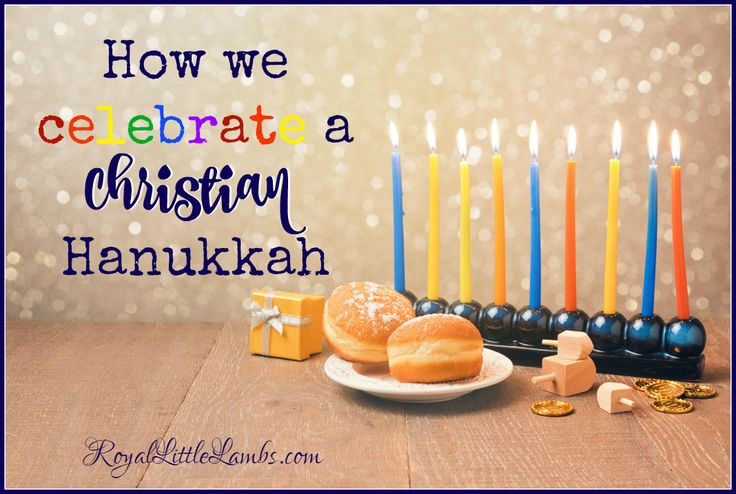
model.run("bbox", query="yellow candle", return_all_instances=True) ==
[427,122,440,300]
[491,119,506,305]
[457,128,472,303]
[603,120,622,314]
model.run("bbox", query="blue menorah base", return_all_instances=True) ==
[481,340,705,381]
[399,290,418,306]
[414,297,449,316]
[447,299,484,327]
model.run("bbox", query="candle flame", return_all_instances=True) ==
[567,125,576,159]
[648,121,658,164]
[529,120,538,162]
[457,128,467,161]
[671,129,680,164]
[491,118,500,154]
[612,120,622,158]
[426,121,436,154]
[389,121,399,150]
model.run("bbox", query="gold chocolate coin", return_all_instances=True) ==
[645,380,686,399]
[683,384,717,399]
[531,400,574,417]
[632,378,661,391]
[651,398,693,414]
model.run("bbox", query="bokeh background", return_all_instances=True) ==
[5,5,731,322]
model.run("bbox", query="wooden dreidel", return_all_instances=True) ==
[597,382,636,414]
[531,355,596,396]
[542,331,593,360]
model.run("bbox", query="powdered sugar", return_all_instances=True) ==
[329,281,415,338]
[365,301,382,318]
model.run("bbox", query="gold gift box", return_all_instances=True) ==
[249,290,324,361]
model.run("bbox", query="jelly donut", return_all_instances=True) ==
[387,314,483,383]
[324,281,415,363]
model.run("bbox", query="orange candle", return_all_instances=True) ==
[564,126,577,311]
[671,130,690,319]
[491,119,507,306]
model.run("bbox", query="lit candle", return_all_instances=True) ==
[670,130,690,319]
[491,119,507,306]
[426,122,440,300]
[564,126,578,311]
[642,121,659,317]
[529,121,541,308]
[661,128,705,360]
[603,120,622,314]
[389,121,406,293]
[457,128,472,303]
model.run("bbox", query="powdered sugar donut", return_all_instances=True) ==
[324,281,415,363]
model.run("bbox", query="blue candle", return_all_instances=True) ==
[389,121,406,292]
[642,122,658,316]
[529,121,541,308]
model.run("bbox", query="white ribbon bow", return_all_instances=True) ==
[250,301,284,335]
[249,293,312,356]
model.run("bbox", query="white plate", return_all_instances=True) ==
[324,348,513,403]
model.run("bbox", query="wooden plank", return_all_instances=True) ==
[404,366,681,488]
[5,321,221,488]
[138,322,410,488]
[405,317,730,488]
[622,317,731,488]
[5,318,729,488]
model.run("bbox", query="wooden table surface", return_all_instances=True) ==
[5,318,731,488]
